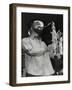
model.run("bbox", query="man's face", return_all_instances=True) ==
[32,20,44,34]
[33,23,44,30]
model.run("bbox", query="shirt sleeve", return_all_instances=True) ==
[22,38,32,51]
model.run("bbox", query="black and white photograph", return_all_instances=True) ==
[21,13,63,77]
[9,3,70,86]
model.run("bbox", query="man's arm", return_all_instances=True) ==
[29,49,48,56]
[23,47,48,56]
[28,42,48,56]
[22,39,48,56]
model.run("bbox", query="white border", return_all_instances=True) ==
[16,6,68,83]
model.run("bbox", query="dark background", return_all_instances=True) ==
[21,12,63,76]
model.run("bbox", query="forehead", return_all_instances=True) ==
[33,20,44,26]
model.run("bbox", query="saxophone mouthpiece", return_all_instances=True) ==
[43,22,52,28]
